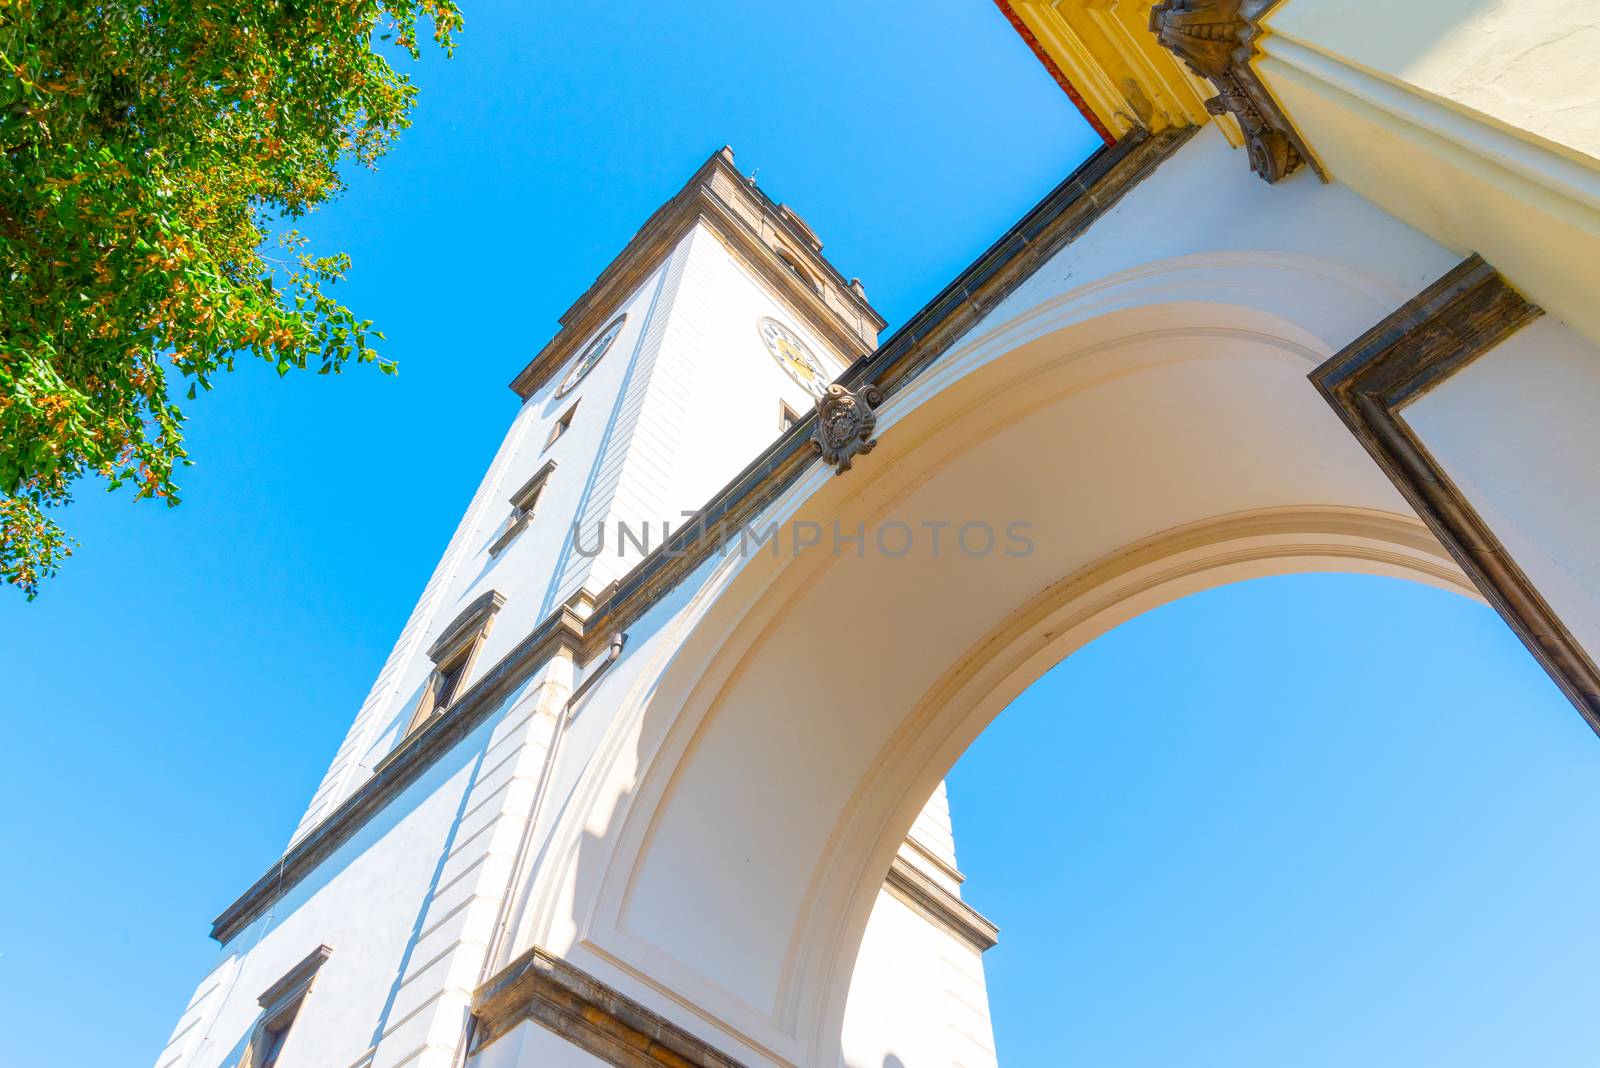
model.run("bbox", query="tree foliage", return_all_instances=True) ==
[0,0,459,596]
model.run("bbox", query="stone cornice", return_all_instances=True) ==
[904,834,966,885]
[839,126,1194,398]
[508,149,885,400]
[210,127,1191,945]
[884,855,999,953]
[472,946,747,1067]
[210,607,587,944]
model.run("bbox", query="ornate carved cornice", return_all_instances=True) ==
[1312,256,1600,734]
[1149,0,1319,183]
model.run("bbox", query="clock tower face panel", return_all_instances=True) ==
[557,313,627,398]
[759,317,829,398]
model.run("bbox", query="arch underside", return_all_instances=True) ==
[501,135,1480,1067]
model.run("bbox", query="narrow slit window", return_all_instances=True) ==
[777,247,820,294]
[546,401,579,449]
[430,654,468,713]
[779,400,801,432]
[250,1004,298,1068]
[400,590,505,740]
[489,461,556,556]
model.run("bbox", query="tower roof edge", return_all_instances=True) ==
[508,149,884,400]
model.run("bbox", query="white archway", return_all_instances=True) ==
[504,250,1478,1066]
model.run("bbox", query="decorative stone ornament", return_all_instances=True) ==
[812,382,882,474]
[1148,0,1316,184]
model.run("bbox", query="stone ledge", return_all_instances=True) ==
[885,855,999,954]
[209,609,585,944]
[471,946,746,1067]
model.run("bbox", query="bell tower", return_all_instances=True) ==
[157,148,998,1068]
[288,147,885,844]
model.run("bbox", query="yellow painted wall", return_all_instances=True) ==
[1003,0,1239,143]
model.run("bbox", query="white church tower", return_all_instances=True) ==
[157,148,1000,1068]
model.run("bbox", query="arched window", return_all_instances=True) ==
[776,247,821,295]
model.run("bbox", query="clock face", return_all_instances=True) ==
[759,317,828,398]
[556,314,626,397]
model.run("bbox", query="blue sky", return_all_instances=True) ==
[0,3,1595,1065]
[950,575,1599,1065]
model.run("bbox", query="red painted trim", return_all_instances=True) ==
[992,0,1116,146]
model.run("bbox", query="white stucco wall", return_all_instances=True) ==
[1258,0,1600,346]
[1404,314,1600,659]
[157,662,571,1068]
[157,7,1600,1063]
[840,782,999,1068]
[163,96,1600,1068]
[1270,0,1600,159]
[840,892,997,1068]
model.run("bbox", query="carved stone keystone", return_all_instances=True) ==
[1149,0,1317,184]
[812,382,882,474]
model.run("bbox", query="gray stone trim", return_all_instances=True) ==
[1311,255,1600,732]
[837,126,1194,400]
[884,855,999,954]
[257,944,332,1010]
[904,834,966,886]
[489,460,558,558]
[509,459,558,513]
[210,608,586,944]
[471,946,746,1067]
[487,512,534,559]
[426,588,507,663]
